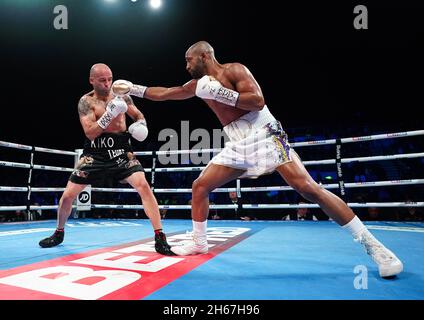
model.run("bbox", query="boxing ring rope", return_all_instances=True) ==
[2,179,424,194]
[0,141,77,156]
[1,129,424,214]
[3,152,423,173]
[133,129,424,155]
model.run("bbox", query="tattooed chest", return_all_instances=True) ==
[92,100,107,115]
[78,95,110,117]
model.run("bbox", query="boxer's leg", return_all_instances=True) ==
[171,164,245,256]
[126,171,162,229]
[57,181,88,228]
[126,171,175,256]
[39,181,87,248]
[276,152,403,277]
[191,164,245,222]
[275,151,355,225]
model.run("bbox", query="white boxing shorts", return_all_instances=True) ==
[208,105,293,179]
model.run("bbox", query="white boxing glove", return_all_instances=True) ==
[97,97,128,129]
[112,79,147,98]
[195,75,239,107]
[129,119,148,142]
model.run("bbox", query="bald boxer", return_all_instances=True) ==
[113,42,403,277]
[39,63,174,256]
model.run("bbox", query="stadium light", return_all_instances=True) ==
[150,0,162,9]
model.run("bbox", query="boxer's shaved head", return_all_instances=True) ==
[90,63,112,78]
[186,41,215,59]
[185,41,216,79]
[89,63,113,96]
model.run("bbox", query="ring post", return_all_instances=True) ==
[75,149,91,217]
[335,138,347,201]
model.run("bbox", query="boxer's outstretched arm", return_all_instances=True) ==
[144,80,196,101]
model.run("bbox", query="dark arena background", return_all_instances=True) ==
[0,0,423,314]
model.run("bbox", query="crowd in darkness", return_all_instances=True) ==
[1,125,423,222]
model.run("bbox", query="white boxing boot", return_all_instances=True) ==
[171,232,209,256]
[171,220,209,256]
[356,230,403,278]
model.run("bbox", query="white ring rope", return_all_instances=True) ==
[8,150,421,173]
[3,129,423,155]
[1,202,423,212]
[134,130,424,155]
[243,202,424,209]
[290,130,424,147]
[147,151,424,171]
[0,141,77,156]
[0,161,31,169]
[0,187,28,192]
[32,164,74,173]
[33,147,77,156]
[0,141,33,151]
[0,161,74,172]
[0,206,28,211]
[91,204,238,210]
[0,205,76,212]
[2,179,424,194]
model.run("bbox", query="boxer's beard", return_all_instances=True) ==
[190,69,203,79]
[189,63,206,79]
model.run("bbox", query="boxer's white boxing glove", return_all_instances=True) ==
[195,75,239,107]
[128,119,148,142]
[97,96,128,129]
[112,79,147,98]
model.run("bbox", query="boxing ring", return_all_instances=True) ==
[0,129,423,300]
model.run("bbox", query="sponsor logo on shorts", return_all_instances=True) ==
[125,159,141,169]
[91,137,115,149]
[72,169,89,178]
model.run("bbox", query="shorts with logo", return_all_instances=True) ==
[207,105,293,179]
[69,132,144,186]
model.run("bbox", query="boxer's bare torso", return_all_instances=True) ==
[183,63,263,126]
[78,91,127,134]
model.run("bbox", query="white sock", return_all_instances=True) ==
[342,216,367,238]
[193,220,207,237]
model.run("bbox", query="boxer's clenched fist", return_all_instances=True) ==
[112,79,147,98]
[129,119,148,142]
[97,96,128,129]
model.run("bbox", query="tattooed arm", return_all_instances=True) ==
[123,95,145,123]
[123,95,149,142]
[78,95,104,141]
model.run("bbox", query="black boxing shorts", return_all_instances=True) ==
[69,132,144,186]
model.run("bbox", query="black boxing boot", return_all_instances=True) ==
[39,229,64,248]
[154,230,175,256]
